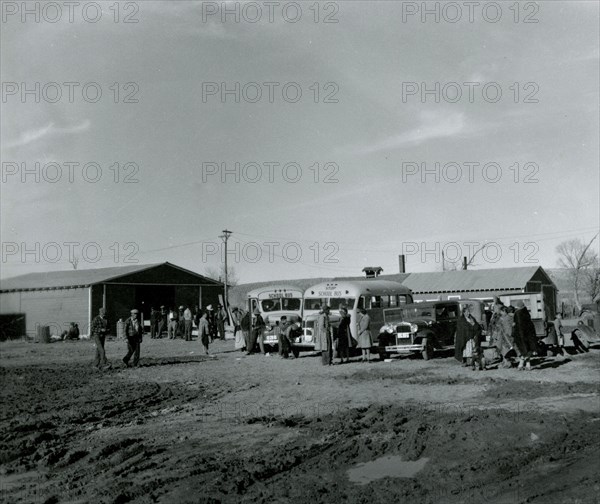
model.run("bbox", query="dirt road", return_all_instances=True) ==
[1,338,599,504]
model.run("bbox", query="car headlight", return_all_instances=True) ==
[385,326,394,334]
[410,323,418,333]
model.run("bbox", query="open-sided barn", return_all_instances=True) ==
[0,262,223,339]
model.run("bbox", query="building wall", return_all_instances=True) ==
[0,288,90,337]
[411,289,524,303]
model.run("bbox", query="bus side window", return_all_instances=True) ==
[371,296,381,309]
[389,295,398,307]
[358,296,369,309]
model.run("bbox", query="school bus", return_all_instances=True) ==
[246,285,304,349]
[296,279,414,357]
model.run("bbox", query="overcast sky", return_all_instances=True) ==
[1,0,598,284]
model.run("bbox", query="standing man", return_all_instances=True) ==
[156,306,167,338]
[150,306,158,339]
[183,305,193,341]
[240,309,251,352]
[248,307,266,355]
[199,310,211,355]
[177,306,185,338]
[317,306,333,365]
[553,313,565,353]
[123,309,143,367]
[206,305,216,342]
[168,307,179,340]
[91,307,109,369]
[217,304,227,340]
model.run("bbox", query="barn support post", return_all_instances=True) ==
[198,286,202,309]
[88,287,92,337]
[102,284,107,309]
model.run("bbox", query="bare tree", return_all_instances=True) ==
[70,256,79,270]
[204,265,239,287]
[556,234,599,311]
[464,243,489,269]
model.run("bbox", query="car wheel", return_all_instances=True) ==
[422,339,433,360]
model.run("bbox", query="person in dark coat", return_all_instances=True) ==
[513,300,538,371]
[455,304,483,368]
[335,307,352,364]
[123,309,143,367]
[206,305,217,343]
[248,308,266,355]
[150,307,158,339]
[91,308,109,369]
[156,306,167,338]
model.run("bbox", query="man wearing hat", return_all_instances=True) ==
[248,307,266,354]
[183,305,193,341]
[206,305,216,343]
[167,306,179,340]
[123,308,143,367]
[91,307,110,369]
[156,306,167,338]
[216,304,227,341]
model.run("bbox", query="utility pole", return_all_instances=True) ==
[219,229,232,309]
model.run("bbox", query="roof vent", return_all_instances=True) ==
[362,266,383,279]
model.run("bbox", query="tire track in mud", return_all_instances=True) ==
[0,364,215,481]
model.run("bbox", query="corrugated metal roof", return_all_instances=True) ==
[399,267,549,293]
[0,262,219,292]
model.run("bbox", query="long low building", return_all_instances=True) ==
[230,266,558,311]
[0,262,223,339]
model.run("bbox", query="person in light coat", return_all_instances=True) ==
[357,308,373,363]
[315,306,333,365]
[199,311,211,355]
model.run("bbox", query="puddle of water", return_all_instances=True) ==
[347,455,429,485]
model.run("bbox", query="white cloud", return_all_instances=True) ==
[2,120,91,150]
[353,111,466,155]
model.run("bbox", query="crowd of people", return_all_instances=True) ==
[455,298,595,372]
[90,302,229,369]
[90,299,597,371]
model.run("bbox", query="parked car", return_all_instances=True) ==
[377,301,460,360]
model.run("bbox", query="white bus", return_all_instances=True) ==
[246,285,304,349]
[296,279,413,356]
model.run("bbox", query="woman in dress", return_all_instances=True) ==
[357,308,373,363]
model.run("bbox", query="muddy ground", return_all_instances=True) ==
[1,337,599,504]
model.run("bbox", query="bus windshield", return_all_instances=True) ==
[304,298,324,311]
[329,298,356,310]
[260,298,302,312]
